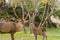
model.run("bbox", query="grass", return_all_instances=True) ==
[0,27,60,40]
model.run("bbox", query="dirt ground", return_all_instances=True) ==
[0,37,28,40]
[0,37,60,40]
[0,36,60,40]
[0,37,32,40]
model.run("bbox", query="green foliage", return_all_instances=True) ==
[0,8,13,21]
[54,9,60,17]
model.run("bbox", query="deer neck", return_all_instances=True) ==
[16,22,23,32]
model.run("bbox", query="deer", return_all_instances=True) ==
[29,9,54,40]
[0,20,24,40]
[0,7,28,40]
[30,23,47,40]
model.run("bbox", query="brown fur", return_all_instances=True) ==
[30,23,47,40]
[0,21,24,40]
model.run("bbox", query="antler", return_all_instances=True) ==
[13,7,20,20]
[41,7,55,27]
[21,0,30,20]
[38,4,47,27]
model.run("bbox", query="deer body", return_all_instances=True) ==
[0,21,24,40]
[30,23,47,40]
[0,22,16,33]
[32,27,47,40]
[33,27,47,40]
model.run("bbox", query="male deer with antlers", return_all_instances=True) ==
[0,7,28,40]
[0,20,24,40]
[29,10,54,40]
[30,23,47,40]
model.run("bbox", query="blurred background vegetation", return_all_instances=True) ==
[0,0,60,28]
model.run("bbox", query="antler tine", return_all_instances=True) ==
[41,12,55,27]
[24,10,30,20]
[41,4,55,27]
[21,0,30,20]
[13,7,20,20]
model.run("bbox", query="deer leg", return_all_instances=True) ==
[11,32,14,40]
[46,35,47,40]
[24,27,26,34]
[42,35,44,40]
[44,33,47,40]
[42,33,47,40]
[35,35,37,40]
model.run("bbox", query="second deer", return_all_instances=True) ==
[30,23,47,40]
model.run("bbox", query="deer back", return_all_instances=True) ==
[0,22,16,33]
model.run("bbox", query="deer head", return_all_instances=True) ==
[13,7,28,33]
